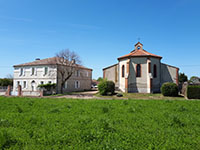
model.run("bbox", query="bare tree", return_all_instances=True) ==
[6,74,13,79]
[56,49,81,93]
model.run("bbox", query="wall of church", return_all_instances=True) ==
[150,57,161,93]
[103,64,119,87]
[161,63,178,85]
[119,59,128,92]
[128,57,148,93]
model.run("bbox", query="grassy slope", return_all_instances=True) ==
[0,96,200,150]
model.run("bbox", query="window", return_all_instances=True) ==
[65,81,68,89]
[31,67,35,75]
[44,67,48,75]
[31,81,35,91]
[75,81,80,88]
[153,64,157,78]
[48,81,52,84]
[136,64,141,77]
[41,81,44,85]
[17,81,20,87]
[122,65,125,78]
[20,68,23,76]
[76,70,80,77]
[23,81,26,88]
[137,46,140,50]
[86,72,89,77]
[148,62,151,73]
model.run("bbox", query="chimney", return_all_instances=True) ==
[72,59,76,64]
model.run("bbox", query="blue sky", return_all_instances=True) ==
[0,0,200,79]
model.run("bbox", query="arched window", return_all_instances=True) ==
[153,64,157,78]
[148,62,151,73]
[122,65,125,77]
[136,64,141,77]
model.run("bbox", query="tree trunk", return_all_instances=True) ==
[61,82,64,94]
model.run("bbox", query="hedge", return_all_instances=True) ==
[161,82,178,97]
[187,85,200,99]
[98,80,115,96]
[38,83,56,91]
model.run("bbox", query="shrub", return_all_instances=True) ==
[98,80,115,96]
[38,83,56,91]
[187,85,200,99]
[161,82,178,97]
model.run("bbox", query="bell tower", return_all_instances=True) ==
[134,42,143,50]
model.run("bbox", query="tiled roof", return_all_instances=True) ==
[118,49,162,60]
[13,57,92,71]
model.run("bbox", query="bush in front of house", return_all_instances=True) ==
[187,85,200,99]
[161,82,178,97]
[38,83,56,91]
[98,80,115,96]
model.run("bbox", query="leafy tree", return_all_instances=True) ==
[179,72,188,84]
[97,77,103,82]
[0,78,13,86]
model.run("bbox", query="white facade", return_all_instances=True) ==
[13,65,57,92]
[13,57,93,95]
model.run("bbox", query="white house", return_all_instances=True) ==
[103,42,179,93]
[13,57,92,96]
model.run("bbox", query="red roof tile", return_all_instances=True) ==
[118,49,162,60]
[13,57,92,71]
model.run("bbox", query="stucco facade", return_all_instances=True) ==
[13,57,92,95]
[103,42,179,93]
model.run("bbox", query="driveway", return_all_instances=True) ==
[55,90,99,99]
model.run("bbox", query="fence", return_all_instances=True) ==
[1,85,43,97]
[0,86,13,96]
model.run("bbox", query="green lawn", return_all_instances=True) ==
[0,96,200,150]
[96,92,186,100]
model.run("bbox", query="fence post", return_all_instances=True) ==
[5,85,11,96]
[18,85,22,96]
[40,89,44,97]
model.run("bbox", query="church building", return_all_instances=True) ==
[103,42,179,93]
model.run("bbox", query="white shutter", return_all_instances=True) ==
[65,81,68,89]
[23,68,25,76]
[35,68,37,76]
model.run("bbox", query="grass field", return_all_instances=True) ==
[0,96,200,150]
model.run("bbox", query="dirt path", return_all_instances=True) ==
[49,91,128,100]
